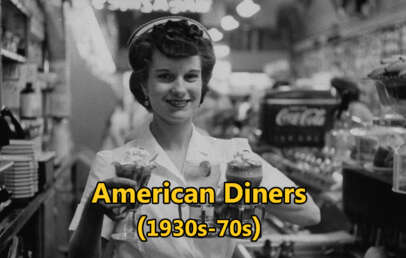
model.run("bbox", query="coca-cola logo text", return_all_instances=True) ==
[275,107,326,127]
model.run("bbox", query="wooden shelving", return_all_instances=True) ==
[0,155,75,252]
[1,48,26,63]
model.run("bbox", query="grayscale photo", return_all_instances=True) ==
[1,0,406,257]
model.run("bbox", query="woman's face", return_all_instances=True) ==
[144,50,202,125]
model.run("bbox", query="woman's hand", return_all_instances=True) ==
[112,161,153,186]
[70,163,152,258]
[89,162,152,221]
[88,176,140,221]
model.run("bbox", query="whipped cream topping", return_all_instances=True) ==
[120,147,155,167]
[229,150,262,168]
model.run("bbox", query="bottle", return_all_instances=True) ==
[20,82,41,119]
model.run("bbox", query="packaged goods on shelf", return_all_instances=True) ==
[262,149,341,192]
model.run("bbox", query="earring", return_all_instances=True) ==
[144,97,149,107]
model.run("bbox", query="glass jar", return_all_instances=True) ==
[350,126,406,166]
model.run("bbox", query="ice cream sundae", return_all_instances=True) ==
[113,147,156,184]
[226,150,263,187]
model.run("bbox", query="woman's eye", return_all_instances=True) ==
[157,73,174,81]
[185,74,199,82]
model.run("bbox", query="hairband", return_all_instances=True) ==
[127,16,212,46]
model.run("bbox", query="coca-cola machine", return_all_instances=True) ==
[260,89,339,147]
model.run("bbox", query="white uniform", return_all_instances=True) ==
[69,123,296,258]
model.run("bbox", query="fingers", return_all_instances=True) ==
[112,161,122,175]
[139,171,151,188]
[96,201,136,221]
[114,163,140,179]
[90,176,146,220]
[133,169,144,182]
[104,177,138,189]
[104,205,130,221]
[113,162,153,183]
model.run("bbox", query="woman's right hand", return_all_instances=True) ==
[88,177,139,221]
[112,161,153,185]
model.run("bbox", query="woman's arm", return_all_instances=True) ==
[69,177,138,258]
[260,158,321,226]
[264,194,321,227]
[230,138,321,226]
[69,199,104,258]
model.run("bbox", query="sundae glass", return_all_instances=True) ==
[111,147,156,241]
[368,56,406,194]
[215,150,264,237]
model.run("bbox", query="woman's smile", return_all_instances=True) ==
[165,98,192,109]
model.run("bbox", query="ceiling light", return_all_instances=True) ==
[214,44,230,58]
[91,0,212,13]
[208,28,223,42]
[141,2,153,12]
[236,0,260,18]
[152,0,169,12]
[221,15,239,31]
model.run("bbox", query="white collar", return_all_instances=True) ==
[126,123,211,185]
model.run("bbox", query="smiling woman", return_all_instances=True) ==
[68,16,320,258]
[128,18,215,113]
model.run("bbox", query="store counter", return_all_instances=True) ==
[342,161,406,231]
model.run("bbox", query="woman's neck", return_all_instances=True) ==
[150,117,193,151]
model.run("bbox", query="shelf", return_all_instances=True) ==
[262,152,337,192]
[1,49,26,63]
[0,155,75,252]
[0,190,52,252]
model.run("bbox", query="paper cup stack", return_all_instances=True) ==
[0,140,38,199]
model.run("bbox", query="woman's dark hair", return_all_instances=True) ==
[128,19,215,111]
[331,77,360,118]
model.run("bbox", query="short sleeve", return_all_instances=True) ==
[230,137,251,152]
[68,150,116,239]
[231,138,297,189]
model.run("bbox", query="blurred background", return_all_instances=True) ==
[2,0,406,257]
